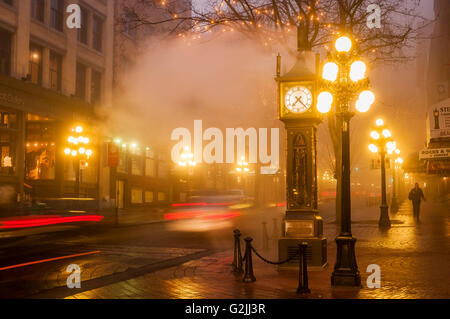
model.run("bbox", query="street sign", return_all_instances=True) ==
[420,148,450,160]
[428,99,450,139]
[108,142,119,167]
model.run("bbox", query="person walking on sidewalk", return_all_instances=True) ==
[408,183,426,222]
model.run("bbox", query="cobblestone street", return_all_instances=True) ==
[64,200,450,299]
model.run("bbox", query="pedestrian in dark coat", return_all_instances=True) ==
[408,183,426,222]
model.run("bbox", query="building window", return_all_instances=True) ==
[117,145,128,173]
[131,148,143,176]
[92,15,103,52]
[131,188,143,204]
[145,151,156,177]
[75,63,86,100]
[91,70,102,104]
[122,13,136,38]
[145,191,154,203]
[31,0,45,22]
[0,29,11,76]
[25,116,56,180]
[50,0,64,31]
[158,159,168,178]
[49,52,62,91]
[29,44,42,85]
[157,192,167,202]
[0,109,17,176]
[78,6,88,44]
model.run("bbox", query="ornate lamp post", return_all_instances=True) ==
[236,155,249,192]
[317,35,375,287]
[64,125,93,198]
[369,119,397,229]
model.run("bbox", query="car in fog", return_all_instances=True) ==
[165,189,249,232]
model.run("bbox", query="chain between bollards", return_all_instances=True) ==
[235,231,310,293]
[232,229,243,274]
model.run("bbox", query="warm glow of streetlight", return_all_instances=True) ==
[350,61,366,82]
[386,141,396,152]
[358,90,375,106]
[370,131,380,140]
[317,91,333,113]
[368,144,378,153]
[323,62,338,82]
[395,149,401,155]
[382,129,391,138]
[64,148,71,155]
[376,119,384,126]
[335,36,352,52]
[86,149,93,157]
[68,136,75,143]
[71,150,77,157]
[396,157,404,164]
[75,126,83,133]
[79,147,86,154]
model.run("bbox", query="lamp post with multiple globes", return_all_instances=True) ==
[368,119,397,228]
[64,125,93,198]
[177,146,196,192]
[317,35,375,287]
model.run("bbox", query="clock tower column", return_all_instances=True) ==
[276,51,327,269]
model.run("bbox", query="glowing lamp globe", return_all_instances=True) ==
[323,62,338,82]
[376,119,384,126]
[368,144,378,153]
[317,92,333,113]
[382,129,391,138]
[370,131,380,140]
[355,99,370,113]
[335,36,352,52]
[350,61,366,82]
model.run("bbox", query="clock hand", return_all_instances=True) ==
[294,96,307,108]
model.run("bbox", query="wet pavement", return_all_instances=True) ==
[63,200,450,299]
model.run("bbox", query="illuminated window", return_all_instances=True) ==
[117,146,128,173]
[145,191,154,203]
[29,44,42,85]
[0,109,17,176]
[131,148,143,176]
[145,149,155,177]
[131,188,143,204]
[157,192,166,201]
[25,116,56,180]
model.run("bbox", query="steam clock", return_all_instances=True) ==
[276,51,327,268]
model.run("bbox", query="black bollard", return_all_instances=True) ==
[232,229,243,273]
[262,222,269,250]
[297,242,310,294]
[243,237,256,283]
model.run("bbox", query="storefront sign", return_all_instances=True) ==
[108,143,119,167]
[420,148,450,160]
[429,99,450,139]
[427,160,450,174]
[0,92,25,107]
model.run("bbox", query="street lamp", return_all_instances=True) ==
[318,35,375,287]
[390,149,402,213]
[65,125,93,198]
[369,119,395,228]
[178,146,196,192]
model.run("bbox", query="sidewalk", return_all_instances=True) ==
[66,200,450,299]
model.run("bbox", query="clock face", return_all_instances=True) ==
[284,86,313,113]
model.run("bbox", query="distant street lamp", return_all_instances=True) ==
[65,125,93,198]
[178,146,196,192]
[318,35,375,287]
[369,119,396,229]
[390,149,403,213]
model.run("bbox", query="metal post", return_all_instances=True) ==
[75,159,80,198]
[262,222,269,250]
[115,188,120,226]
[272,218,279,249]
[232,229,243,273]
[391,165,398,213]
[331,112,361,287]
[379,151,391,228]
[243,237,256,283]
[297,243,310,294]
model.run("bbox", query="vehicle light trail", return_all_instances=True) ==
[0,251,101,271]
